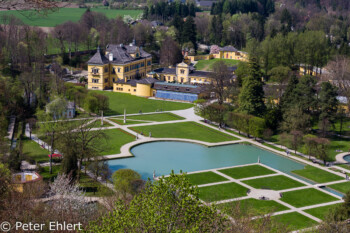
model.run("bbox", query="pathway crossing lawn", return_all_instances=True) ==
[88,120,113,128]
[271,212,318,231]
[114,113,185,122]
[280,188,339,208]
[109,118,149,125]
[129,122,238,143]
[218,198,289,216]
[218,165,276,179]
[242,175,305,190]
[292,165,343,183]
[186,171,228,186]
[94,91,193,115]
[198,182,248,202]
[99,129,135,155]
[328,182,350,194]
[22,137,50,163]
[304,204,341,220]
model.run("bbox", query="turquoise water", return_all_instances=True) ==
[107,142,306,180]
[343,155,350,162]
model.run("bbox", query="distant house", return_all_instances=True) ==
[196,0,216,9]
[46,99,76,119]
[64,101,76,119]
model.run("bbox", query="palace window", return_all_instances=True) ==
[105,78,108,83]
[180,69,185,74]
[141,62,144,67]
[92,68,99,74]
[134,89,136,92]
[147,61,151,66]
[92,79,99,83]
[104,67,108,73]
[118,68,121,72]
[112,68,116,74]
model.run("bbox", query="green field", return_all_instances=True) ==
[242,175,305,191]
[218,198,288,216]
[198,182,248,202]
[0,8,142,27]
[129,122,238,143]
[328,182,350,194]
[186,171,228,186]
[99,129,135,155]
[114,113,185,122]
[292,165,343,183]
[304,204,341,220]
[280,188,339,208]
[22,137,50,163]
[194,58,239,71]
[218,165,276,179]
[94,91,193,115]
[271,212,317,231]
[79,173,115,197]
[109,118,149,125]
[39,165,61,182]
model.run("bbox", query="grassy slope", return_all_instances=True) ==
[195,59,239,71]
[198,182,248,202]
[129,122,238,143]
[218,198,289,216]
[22,136,50,163]
[280,188,338,207]
[218,165,276,179]
[242,175,305,190]
[95,91,193,115]
[186,172,228,186]
[292,165,343,183]
[0,8,142,27]
[79,173,115,197]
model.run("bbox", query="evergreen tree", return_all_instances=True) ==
[182,16,197,50]
[318,82,338,135]
[280,75,298,112]
[238,58,266,116]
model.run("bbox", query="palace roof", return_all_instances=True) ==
[87,48,109,65]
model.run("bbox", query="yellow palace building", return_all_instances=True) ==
[87,41,152,90]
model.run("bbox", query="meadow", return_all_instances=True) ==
[0,8,142,27]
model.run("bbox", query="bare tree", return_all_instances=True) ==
[159,36,182,67]
[210,61,234,105]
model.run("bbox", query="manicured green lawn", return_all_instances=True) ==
[99,129,135,155]
[328,182,350,194]
[79,173,115,197]
[0,8,142,27]
[22,137,50,163]
[198,182,248,202]
[337,164,350,170]
[186,171,228,186]
[88,120,113,128]
[109,118,149,125]
[195,58,239,71]
[327,137,350,160]
[114,113,185,122]
[218,165,276,179]
[292,165,343,183]
[94,91,193,115]
[242,175,305,190]
[304,204,341,220]
[129,122,238,143]
[218,198,289,216]
[271,212,317,231]
[39,165,61,182]
[280,188,339,208]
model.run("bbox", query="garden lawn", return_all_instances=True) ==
[114,113,185,122]
[79,173,114,197]
[195,59,240,71]
[304,204,341,220]
[292,165,343,183]
[93,91,192,115]
[271,212,317,231]
[218,198,288,216]
[22,137,50,163]
[129,122,238,143]
[99,129,135,155]
[242,175,305,190]
[218,165,275,179]
[0,8,142,27]
[186,171,228,186]
[88,120,113,128]
[198,182,248,202]
[39,165,61,182]
[280,188,339,208]
[327,138,350,160]
[109,118,149,125]
[328,182,350,194]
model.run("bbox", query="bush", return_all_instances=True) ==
[112,169,141,198]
